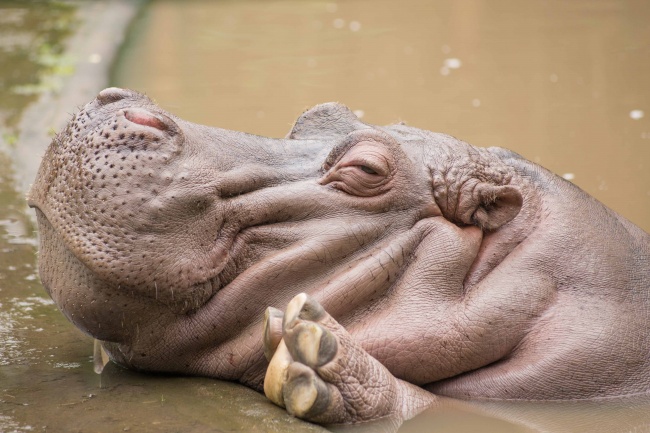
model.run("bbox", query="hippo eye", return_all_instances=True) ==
[319,141,393,197]
[359,165,377,175]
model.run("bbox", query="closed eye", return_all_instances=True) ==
[319,140,394,197]
[359,165,378,175]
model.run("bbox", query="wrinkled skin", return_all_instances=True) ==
[28,88,649,424]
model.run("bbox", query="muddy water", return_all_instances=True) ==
[114,0,650,232]
[0,0,648,432]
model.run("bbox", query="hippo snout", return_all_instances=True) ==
[124,108,171,132]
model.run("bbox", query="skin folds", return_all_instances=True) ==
[28,88,650,424]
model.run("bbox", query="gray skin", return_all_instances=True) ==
[28,87,650,424]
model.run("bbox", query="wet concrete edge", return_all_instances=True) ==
[13,0,145,194]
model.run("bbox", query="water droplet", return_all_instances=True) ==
[550,74,558,83]
[472,99,481,108]
[440,66,450,76]
[444,58,462,69]
[630,109,644,120]
[333,18,345,29]
[441,45,451,54]
[562,173,575,180]
[349,21,361,32]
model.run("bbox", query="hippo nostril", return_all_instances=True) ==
[124,109,169,131]
[97,87,132,106]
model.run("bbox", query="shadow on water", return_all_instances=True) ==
[0,0,649,432]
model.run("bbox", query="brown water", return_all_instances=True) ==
[1,0,649,432]
[114,0,650,232]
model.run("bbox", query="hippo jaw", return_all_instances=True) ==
[27,89,444,349]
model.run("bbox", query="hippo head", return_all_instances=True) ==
[27,88,522,385]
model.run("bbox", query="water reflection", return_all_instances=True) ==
[401,396,650,433]
[0,0,76,131]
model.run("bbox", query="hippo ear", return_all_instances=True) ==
[287,102,366,139]
[465,184,523,231]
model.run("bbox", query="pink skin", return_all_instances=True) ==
[124,109,169,131]
[28,88,650,424]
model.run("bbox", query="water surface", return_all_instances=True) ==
[114,0,650,232]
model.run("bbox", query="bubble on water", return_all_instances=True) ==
[630,109,644,120]
[550,74,558,83]
[440,66,450,76]
[333,18,345,29]
[53,362,82,369]
[441,45,451,54]
[353,109,365,119]
[562,173,575,180]
[472,99,481,107]
[444,58,462,69]
[88,53,102,64]
[349,21,361,32]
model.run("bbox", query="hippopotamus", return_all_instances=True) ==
[27,87,649,424]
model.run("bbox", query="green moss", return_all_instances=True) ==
[0,0,78,128]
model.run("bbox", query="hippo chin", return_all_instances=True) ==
[28,88,649,424]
